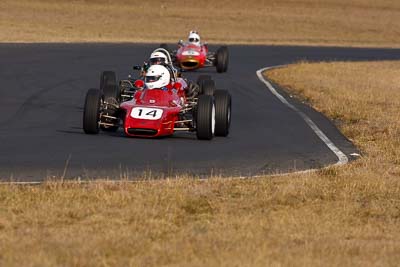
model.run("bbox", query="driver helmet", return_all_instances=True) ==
[144,65,171,89]
[188,31,200,45]
[149,51,169,65]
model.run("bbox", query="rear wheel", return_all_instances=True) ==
[100,71,117,90]
[199,79,215,96]
[100,71,121,103]
[103,84,120,103]
[83,88,102,134]
[196,95,215,140]
[100,71,120,102]
[215,46,229,73]
[214,90,232,136]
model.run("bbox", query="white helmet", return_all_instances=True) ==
[188,31,200,45]
[149,51,169,65]
[145,65,171,89]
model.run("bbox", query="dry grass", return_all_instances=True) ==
[1,174,400,267]
[1,0,400,47]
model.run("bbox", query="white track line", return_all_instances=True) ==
[0,66,349,185]
[256,66,348,167]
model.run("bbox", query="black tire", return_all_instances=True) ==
[214,90,232,137]
[215,46,229,73]
[100,71,120,102]
[103,84,120,103]
[196,95,215,140]
[199,79,215,96]
[196,75,211,84]
[83,88,102,134]
[100,71,117,90]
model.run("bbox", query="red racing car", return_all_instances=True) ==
[160,30,229,73]
[83,64,231,140]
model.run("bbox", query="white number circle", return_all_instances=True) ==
[131,107,163,120]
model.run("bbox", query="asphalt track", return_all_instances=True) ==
[1,44,400,181]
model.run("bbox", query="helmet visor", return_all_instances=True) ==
[149,57,166,65]
[189,38,199,43]
[145,75,162,83]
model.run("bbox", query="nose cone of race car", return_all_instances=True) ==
[180,58,200,69]
[179,45,202,70]
[122,90,181,137]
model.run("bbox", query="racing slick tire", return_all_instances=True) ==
[83,88,102,134]
[215,46,229,73]
[100,70,120,103]
[214,90,232,137]
[100,71,117,90]
[103,84,121,103]
[199,79,215,96]
[196,95,215,140]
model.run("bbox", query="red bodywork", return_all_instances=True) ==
[120,85,185,138]
[175,44,208,70]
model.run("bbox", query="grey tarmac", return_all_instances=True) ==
[1,43,399,181]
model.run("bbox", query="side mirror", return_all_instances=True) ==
[133,65,142,70]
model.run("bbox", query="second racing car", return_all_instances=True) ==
[160,30,229,73]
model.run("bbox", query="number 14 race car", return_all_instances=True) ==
[83,62,231,140]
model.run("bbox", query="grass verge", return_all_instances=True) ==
[1,173,400,267]
[1,0,400,47]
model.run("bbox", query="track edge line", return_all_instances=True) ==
[256,65,349,170]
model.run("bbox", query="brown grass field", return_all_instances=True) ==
[2,0,400,266]
[1,0,400,47]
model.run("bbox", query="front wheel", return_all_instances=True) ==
[214,90,231,136]
[83,88,102,134]
[215,46,229,73]
[196,95,215,140]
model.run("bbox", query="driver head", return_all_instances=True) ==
[188,31,200,45]
[144,65,171,89]
[149,51,169,65]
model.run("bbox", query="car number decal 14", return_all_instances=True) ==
[131,107,163,120]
